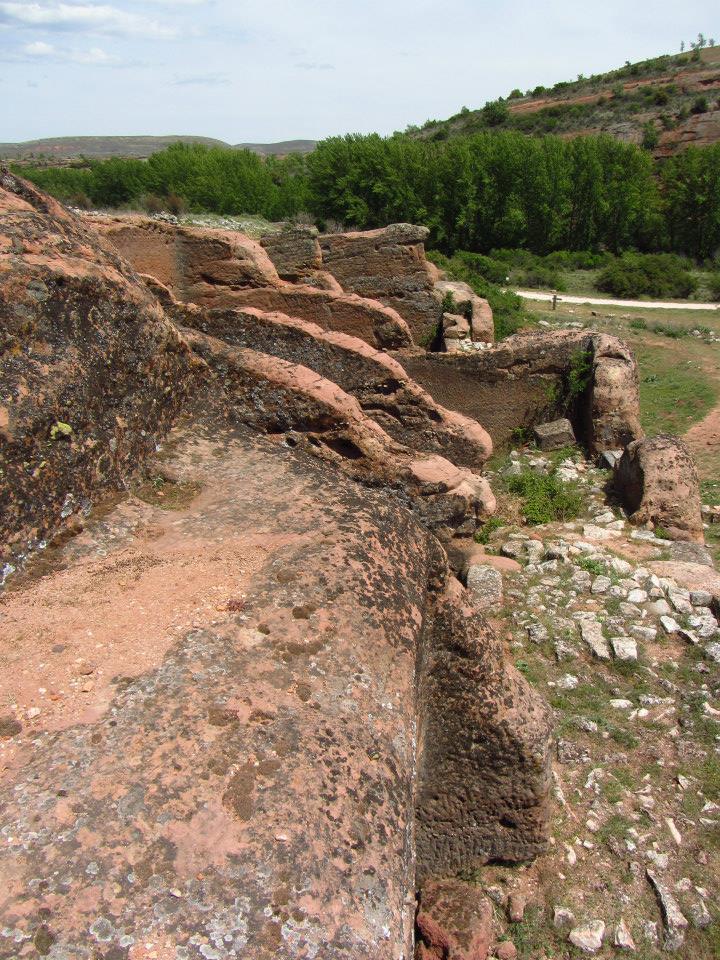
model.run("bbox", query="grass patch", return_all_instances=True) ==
[635,343,717,436]
[506,471,583,525]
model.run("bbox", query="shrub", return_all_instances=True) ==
[507,471,583,525]
[567,348,593,397]
[642,121,660,150]
[520,265,566,291]
[596,253,698,299]
[474,516,506,544]
[482,99,510,126]
[691,95,709,114]
[709,273,720,301]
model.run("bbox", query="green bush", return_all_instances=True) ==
[520,265,566,291]
[709,273,720,301]
[507,471,583,525]
[567,349,593,397]
[474,516,506,544]
[596,253,698,298]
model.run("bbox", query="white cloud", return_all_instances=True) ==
[12,38,119,64]
[0,2,177,39]
[23,40,55,56]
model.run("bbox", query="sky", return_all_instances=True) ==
[1,0,718,144]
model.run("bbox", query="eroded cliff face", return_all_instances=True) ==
[0,172,553,958]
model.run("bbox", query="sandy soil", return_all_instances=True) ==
[0,494,266,767]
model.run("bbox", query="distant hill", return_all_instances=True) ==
[0,135,316,163]
[409,45,720,156]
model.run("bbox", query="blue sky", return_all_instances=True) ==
[1,0,717,143]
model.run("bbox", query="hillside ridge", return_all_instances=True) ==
[0,135,317,162]
[409,44,720,155]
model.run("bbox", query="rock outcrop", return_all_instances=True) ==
[0,172,198,572]
[614,435,704,542]
[172,301,493,468]
[396,329,643,455]
[183,328,496,538]
[259,224,339,290]
[435,278,495,344]
[96,215,413,350]
[319,223,442,344]
[0,173,559,959]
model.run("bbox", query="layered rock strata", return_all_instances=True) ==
[95,216,413,350]
[0,173,553,957]
[168,299,493,469]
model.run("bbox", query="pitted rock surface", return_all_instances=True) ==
[0,171,199,570]
[394,329,643,454]
[614,434,704,542]
[0,421,551,959]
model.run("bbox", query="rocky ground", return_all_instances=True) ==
[463,447,720,959]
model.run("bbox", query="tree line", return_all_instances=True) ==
[16,133,720,261]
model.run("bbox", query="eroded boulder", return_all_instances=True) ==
[614,435,704,542]
[435,279,494,343]
[416,879,494,960]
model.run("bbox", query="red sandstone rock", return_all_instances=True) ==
[0,171,199,569]
[168,299,493,467]
[614,435,704,542]
[435,279,494,343]
[96,215,414,350]
[182,328,495,538]
[320,223,441,343]
[416,879,494,960]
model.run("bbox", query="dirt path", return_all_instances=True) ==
[684,400,720,456]
[516,289,720,311]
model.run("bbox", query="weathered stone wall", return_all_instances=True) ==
[395,329,643,455]
[0,172,199,571]
[320,224,442,344]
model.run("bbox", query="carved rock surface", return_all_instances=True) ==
[614,435,704,542]
[395,329,643,454]
[0,171,198,570]
[175,301,493,468]
[320,223,441,343]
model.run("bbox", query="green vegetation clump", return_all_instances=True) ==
[596,252,698,298]
[474,516,506,544]
[567,348,593,397]
[507,471,583,524]
[17,133,720,262]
